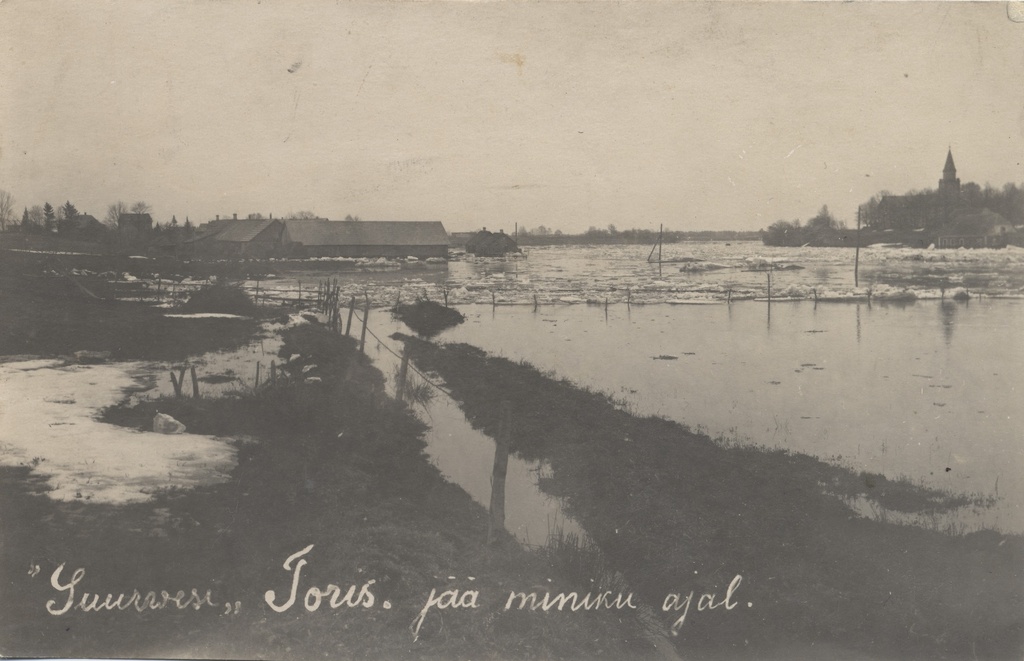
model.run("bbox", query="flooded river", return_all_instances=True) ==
[3,243,1020,536]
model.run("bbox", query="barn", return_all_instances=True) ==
[193,218,285,258]
[283,220,449,259]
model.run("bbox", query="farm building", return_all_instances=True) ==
[282,220,449,259]
[193,218,285,258]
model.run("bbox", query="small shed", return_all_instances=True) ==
[283,220,449,259]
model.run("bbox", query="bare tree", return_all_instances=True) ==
[105,201,128,228]
[286,210,319,219]
[130,201,152,214]
[0,189,15,232]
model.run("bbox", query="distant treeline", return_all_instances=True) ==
[510,226,760,246]
[760,206,851,247]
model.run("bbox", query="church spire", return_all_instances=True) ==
[943,147,956,177]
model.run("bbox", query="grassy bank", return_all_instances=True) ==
[404,339,1023,660]
[0,309,653,658]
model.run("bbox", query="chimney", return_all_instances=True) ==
[233,213,237,220]
[216,214,219,220]
[269,213,273,219]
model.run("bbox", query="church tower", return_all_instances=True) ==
[938,148,961,224]
[938,148,960,198]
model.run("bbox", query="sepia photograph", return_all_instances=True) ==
[0,1,1022,659]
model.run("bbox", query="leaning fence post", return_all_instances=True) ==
[190,365,199,398]
[396,344,411,403]
[170,370,182,398]
[270,360,277,386]
[359,296,370,354]
[487,401,512,545]
[345,296,356,336]
[255,361,261,389]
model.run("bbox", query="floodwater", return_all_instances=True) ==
[142,244,1024,536]
[364,319,585,546]
[6,243,1021,537]
[428,298,1023,534]
[246,242,1024,307]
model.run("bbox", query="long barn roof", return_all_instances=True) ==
[207,218,281,242]
[284,220,448,246]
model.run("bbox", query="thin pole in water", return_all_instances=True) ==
[855,206,861,288]
[658,224,663,278]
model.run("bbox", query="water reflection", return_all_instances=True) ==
[435,300,1024,533]
[368,318,586,546]
[939,301,958,345]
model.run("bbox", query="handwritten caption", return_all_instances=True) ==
[35,544,749,638]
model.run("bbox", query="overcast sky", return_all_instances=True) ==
[1,1,1022,233]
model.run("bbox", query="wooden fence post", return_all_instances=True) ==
[255,361,261,390]
[270,360,277,386]
[359,296,370,354]
[487,401,512,544]
[190,365,199,398]
[345,295,356,336]
[396,344,411,403]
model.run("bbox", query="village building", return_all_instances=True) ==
[936,208,1013,249]
[62,214,105,239]
[118,213,153,242]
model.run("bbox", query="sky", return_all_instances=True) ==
[1,1,1022,234]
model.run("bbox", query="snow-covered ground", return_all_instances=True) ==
[0,359,237,504]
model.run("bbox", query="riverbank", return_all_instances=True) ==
[0,260,654,659]
[404,338,1024,660]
